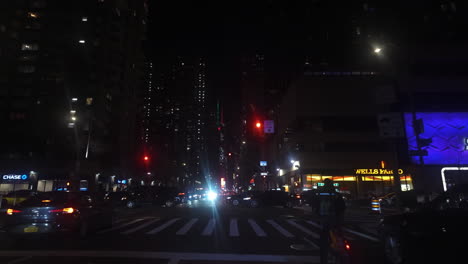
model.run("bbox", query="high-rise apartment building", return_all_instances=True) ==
[0,0,147,193]
[143,56,215,189]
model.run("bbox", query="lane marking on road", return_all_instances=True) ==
[343,227,379,242]
[201,218,215,236]
[121,218,160,234]
[248,219,267,237]
[229,218,239,237]
[146,218,181,235]
[303,237,320,249]
[305,220,322,229]
[0,251,320,263]
[266,219,294,238]
[97,218,144,234]
[287,220,319,239]
[176,218,198,235]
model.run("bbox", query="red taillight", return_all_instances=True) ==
[345,241,351,251]
[49,207,75,214]
[6,209,21,215]
[63,207,74,214]
[296,195,301,199]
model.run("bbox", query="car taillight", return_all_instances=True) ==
[50,207,75,214]
[63,207,74,214]
[344,240,351,251]
[6,209,21,215]
[296,195,301,199]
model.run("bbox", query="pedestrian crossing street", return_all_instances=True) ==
[99,216,379,242]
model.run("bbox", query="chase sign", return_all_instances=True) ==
[2,174,29,181]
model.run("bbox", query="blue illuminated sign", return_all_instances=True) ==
[404,112,468,165]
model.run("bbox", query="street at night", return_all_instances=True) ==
[2,0,468,263]
[0,202,384,264]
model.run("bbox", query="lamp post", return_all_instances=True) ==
[373,42,419,210]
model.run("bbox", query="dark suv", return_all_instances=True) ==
[227,190,295,208]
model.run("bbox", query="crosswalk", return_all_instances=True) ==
[103,216,379,242]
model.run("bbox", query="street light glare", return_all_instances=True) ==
[374,48,382,54]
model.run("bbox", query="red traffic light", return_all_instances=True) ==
[255,122,262,129]
[143,155,149,161]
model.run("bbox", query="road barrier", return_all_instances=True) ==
[371,198,381,213]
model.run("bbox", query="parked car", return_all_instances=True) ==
[2,191,113,237]
[379,184,468,264]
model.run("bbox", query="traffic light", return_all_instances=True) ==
[143,155,149,162]
[255,121,262,129]
[228,152,232,157]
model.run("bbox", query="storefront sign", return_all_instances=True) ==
[2,174,28,180]
[355,168,403,175]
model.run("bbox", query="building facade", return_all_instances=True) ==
[0,0,147,193]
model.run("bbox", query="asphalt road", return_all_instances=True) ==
[0,200,385,264]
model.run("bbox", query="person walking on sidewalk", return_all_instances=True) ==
[312,178,346,264]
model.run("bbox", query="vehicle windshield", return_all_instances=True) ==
[0,1,465,263]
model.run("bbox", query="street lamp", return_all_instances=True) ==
[374,47,382,54]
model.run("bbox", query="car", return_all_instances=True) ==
[104,191,131,207]
[379,185,468,264]
[2,191,113,237]
[227,190,296,208]
[122,186,182,208]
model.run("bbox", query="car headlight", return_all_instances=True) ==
[207,191,217,201]
[243,197,251,200]
[121,197,127,200]
[189,195,192,199]
[227,197,231,199]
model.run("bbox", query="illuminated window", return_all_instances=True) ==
[21,43,39,51]
[71,98,78,102]
[79,40,85,44]
[82,17,88,22]
[86,97,93,105]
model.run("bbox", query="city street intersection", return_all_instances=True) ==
[0,202,385,263]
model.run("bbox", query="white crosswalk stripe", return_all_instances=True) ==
[146,218,180,235]
[201,218,216,236]
[121,218,160,235]
[248,219,267,237]
[229,218,240,237]
[97,218,145,234]
[305,220,322,229]
[176,218,199,235]
[266,219,294,238]
[287,220,319,239]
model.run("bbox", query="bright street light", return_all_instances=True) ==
[374,47,382,54]
[290,160,295,164]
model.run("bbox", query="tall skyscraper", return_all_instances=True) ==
[142,56,215,189]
